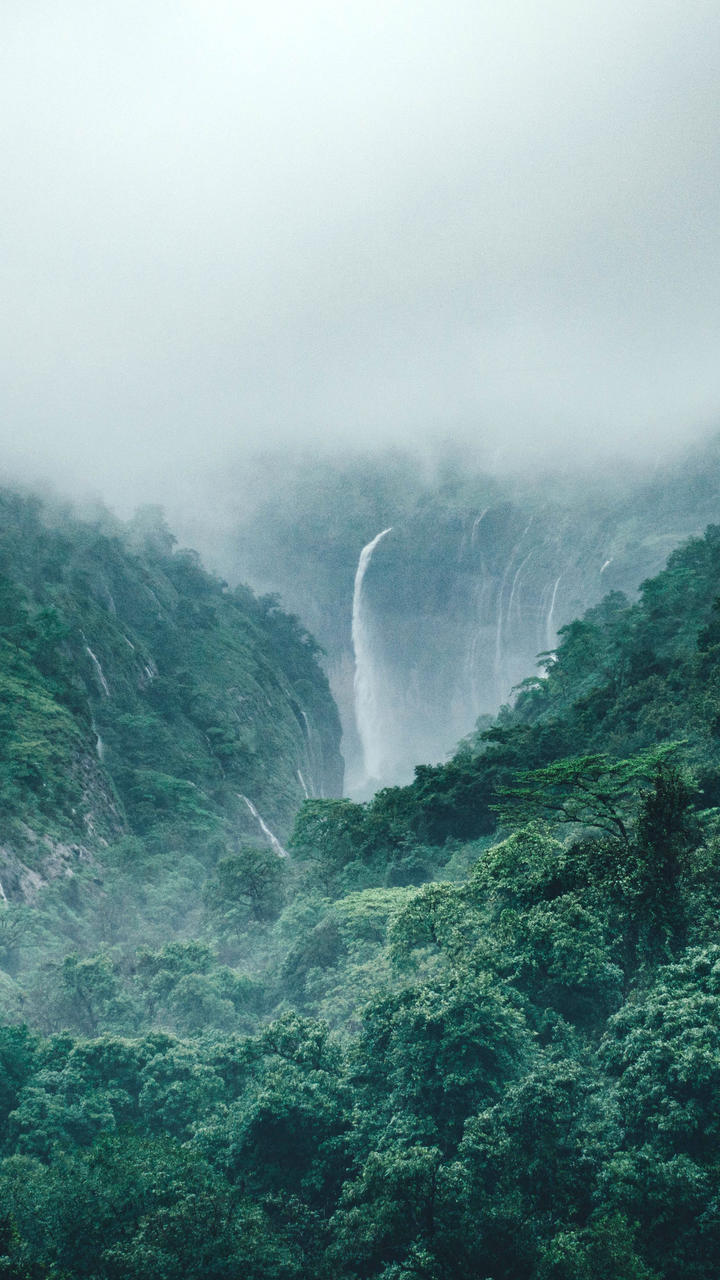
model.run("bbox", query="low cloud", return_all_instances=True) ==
[0,1,718,513]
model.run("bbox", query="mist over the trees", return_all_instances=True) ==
[3,11,720,1275]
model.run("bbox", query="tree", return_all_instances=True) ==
[329,1134,443,1280]
[57,953,134,1036]
[355,974,529,1152]
[290,799,371,893]
[0,1025,36,1142]
[494,747,680,845]
[633,760,696,958]
[204,847,286,933]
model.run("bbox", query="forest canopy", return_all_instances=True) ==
[3,512,720,1276]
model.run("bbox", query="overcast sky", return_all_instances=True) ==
[1,1,719,514]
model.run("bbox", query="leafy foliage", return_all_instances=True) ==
[4,511,720,1275]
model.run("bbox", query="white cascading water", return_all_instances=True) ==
[493,559,513,698]
[352,528,392,782]
[84,644,110,697]
[507,549,535,631]
[90,718,105,760]
[297,769,310,799]
[240,795,289,859]
[299,709,321,796]
[493,522,533,699]
[470,508,489,547]
[545,575,563,650]
[0,878,7,907]
[466,571,492,715]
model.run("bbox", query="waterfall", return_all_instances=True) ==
[299,710,321,797]
[600,558,613,573]
[493,559,514,697]
[297,768,310,799]
[0,878,7,908]
[84,643,110,697]
[507,549,535,632]
[494,521,533,699]
[545,575,563,650]
[240,795,289,859]
[352,527,392,781]
[465,571,491,714]
[470,508,489,548]
[90,716,105,760]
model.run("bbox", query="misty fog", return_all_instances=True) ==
[4,18,720,1272]
[0,0,719,520]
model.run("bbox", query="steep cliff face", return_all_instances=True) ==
[226,439,720,790]
[350,497,681,786]
[297,520,720,862]
[0,491,343,901]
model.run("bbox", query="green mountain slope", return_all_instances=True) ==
[341,522,720,850]
[0,490,342,903]
[4,513,720,1278]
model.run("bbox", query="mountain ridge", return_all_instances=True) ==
[0,489,343,905]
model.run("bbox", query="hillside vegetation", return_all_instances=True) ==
[0,489,342,1014]
[2,513,720,1276]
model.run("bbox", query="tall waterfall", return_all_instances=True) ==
[352,528,392,782]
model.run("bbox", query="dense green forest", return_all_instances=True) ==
[3,501,720,1276]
